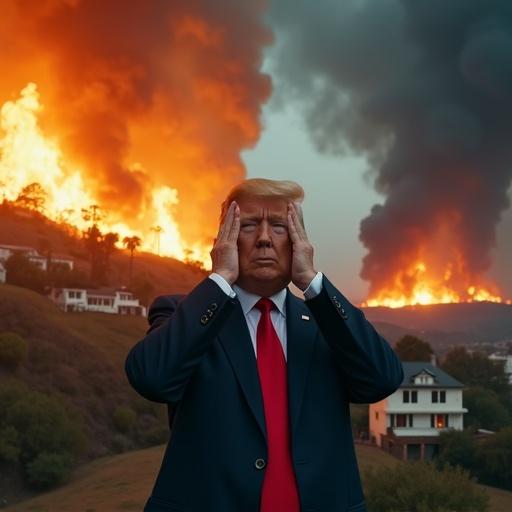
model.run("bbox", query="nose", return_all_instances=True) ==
[256,221,272,248]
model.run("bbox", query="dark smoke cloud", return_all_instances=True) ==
[270,0,512,296]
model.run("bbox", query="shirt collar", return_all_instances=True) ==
[233,284,287,318]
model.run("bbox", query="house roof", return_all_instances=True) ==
[401,362,464,388]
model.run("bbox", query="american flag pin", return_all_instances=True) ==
[301,314,310,321]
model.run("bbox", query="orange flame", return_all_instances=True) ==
[0,83,210,266]
[362,260,509,308]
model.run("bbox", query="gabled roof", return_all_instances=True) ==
[401,362,464,388]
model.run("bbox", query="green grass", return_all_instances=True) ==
[4,444,512,512]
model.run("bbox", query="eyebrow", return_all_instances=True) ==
[241,215,287,223]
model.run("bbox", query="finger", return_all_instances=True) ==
[287,204,301,243]
[227,203,240,241]
[218,201,235,241]
[288,203,306,241]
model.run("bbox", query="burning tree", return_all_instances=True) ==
[122,235,142,283]
[14,182,47,213]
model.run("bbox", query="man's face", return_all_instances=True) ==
[236,196,292,294]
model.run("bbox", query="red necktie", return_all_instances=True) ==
[255,298,300,512]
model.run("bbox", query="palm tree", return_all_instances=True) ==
[123,236,142,283]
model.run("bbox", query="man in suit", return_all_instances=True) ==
[125,178,403,512]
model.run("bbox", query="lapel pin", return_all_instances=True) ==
[301,314,310,321]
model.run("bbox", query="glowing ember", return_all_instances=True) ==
[0,83,210,266]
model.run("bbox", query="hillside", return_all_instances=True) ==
[0,284,165,504]
[0,204,207,302]
[364,301,512,350]
[4,444,512,512]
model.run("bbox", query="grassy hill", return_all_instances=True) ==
[0,204,207,302]
[0,283,167,504]
[4,444,512,512]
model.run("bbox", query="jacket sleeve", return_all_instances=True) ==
[125,277,237,404]
[305,275,404,404]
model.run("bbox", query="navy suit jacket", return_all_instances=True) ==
[125,275,403,512]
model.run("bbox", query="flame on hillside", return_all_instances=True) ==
[0,83,208,264]
[362,260,510,308]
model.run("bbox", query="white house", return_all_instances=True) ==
[489,353,512,384]
[0,243,74,271]
[369,362,467,461]
[49,287,146,316]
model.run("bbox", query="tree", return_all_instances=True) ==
[437,429,478,473]
[122,235,142,283]
[394,335,434,362]
[5,252,47,293]
[0,332,28,370]
[363,461,488,512]
[14,182,47,213]
[477,427,512,490]
[463,387,511,431]
[441,347,509,395]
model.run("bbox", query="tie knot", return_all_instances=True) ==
[255,298,275,314]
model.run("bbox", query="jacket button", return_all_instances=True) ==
[209,303,218,311]
[200,314,209,325]
[254,458,266,470]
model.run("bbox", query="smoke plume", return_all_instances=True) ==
[0,0,271,249]
[270,0,512,300]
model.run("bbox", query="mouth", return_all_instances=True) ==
[253,257,277,264]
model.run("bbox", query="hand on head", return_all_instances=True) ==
[287,202,317,291]
[211,201,240,285]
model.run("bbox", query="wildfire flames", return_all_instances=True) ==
[0,83,208,264]
[362,261,508,308]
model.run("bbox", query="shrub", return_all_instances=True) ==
[363,461,488,512]
[0,379,85,489]
[142,425,169,447]
[25,451,73,489]
[113,405,136,434]
[0,332,28,369]
[477,427,512,490]
[437,429,478,473]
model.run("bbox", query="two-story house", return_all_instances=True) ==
[48,287,146,316]
[369,362,467,460]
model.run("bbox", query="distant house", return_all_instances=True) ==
[48,287,146,316]
[369,362,467,461]
[0,243,74,271]
[489,353,512,384]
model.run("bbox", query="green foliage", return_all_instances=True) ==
[0,380,85,489]
[113,405,137,434]
[0,331,28,369]
[463,387,511,431]
[0,425,20,463]
[441,347,509,395]
[142,425,169,447]
[363,461,488,512]
[25,451,73,489]
[394,335,434,362]
[477,427,512,490]
[5,252,47,293]
[437,429,478,472]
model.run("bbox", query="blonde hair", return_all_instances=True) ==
[220,178,304,224]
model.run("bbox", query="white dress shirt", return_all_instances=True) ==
[209,272,323,361]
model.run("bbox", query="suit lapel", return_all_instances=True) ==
[218,301,267,441]
[286,290,318,435]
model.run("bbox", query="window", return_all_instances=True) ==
[411,391,418,403]
[408,414,414,427]
[431,414,449,428]
[432,391,438,403]
[440,391,446,403]
[375,411,379,420]
[403,390,410,403]
[396,414,407,427]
